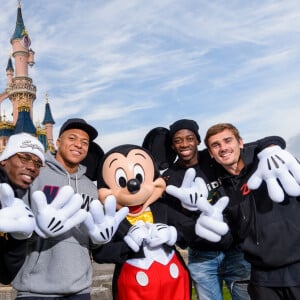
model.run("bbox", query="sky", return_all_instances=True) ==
[0,0,300,157]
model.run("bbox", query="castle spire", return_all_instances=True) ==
[6,56,14,72]
[42,93,55,151]
[11,0,31,48]
[6,55,14,86]
[42,93,55,125]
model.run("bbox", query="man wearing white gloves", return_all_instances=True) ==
[162,119,251,300]
[204,123,300,300]
[0,133,45,284]
[13,119,128,300]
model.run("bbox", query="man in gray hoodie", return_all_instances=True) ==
[13,118,123,300]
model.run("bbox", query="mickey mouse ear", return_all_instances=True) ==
[81,141,105,181]
[142,127,177,170]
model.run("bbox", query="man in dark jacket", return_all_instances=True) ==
[204,123,300,300]
[0,133,45,284]
[162,119,251,300]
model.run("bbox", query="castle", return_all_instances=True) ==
[0,1,55,153]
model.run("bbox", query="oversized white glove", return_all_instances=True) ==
[145,222,177,247]
[124,220,149,252]
[0,183,35,239]
[248,146,300,202]
[31,185,88,238]
[195,196,229,243]
[83,195,129,245]
[166,168,209,211]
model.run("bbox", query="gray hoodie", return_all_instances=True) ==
[13,152,98,297]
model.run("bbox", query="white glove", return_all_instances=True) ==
[145,222,177,247]
[83,195,129,245]
[31,185,88,238]
[195,196,229,243]
[124,220,149,252]
[248,146,300,202]
[166,168,209,211]
[0,183,35,239]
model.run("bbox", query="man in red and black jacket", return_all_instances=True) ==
[160,119,286,300]
[205,123,300,300]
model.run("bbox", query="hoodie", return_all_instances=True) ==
[13,152,98,297]
[0,167,28,284]
[217,144,300,286]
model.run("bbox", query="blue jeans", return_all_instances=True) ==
[188,247,250,300]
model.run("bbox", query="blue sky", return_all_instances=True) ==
[1,1,300,157]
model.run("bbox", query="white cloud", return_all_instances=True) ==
[0,0,299,154]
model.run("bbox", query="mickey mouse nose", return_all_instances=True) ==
[127,179,140,194]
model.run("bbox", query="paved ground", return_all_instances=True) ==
[0,249,188,300]
[0,263,115,300]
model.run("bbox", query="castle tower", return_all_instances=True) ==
[0,1,55,152]
[9,0,36,124]
[42,94,55,151]
[6,56,14,86]
[0,56,14,104]
[0,57,16,152]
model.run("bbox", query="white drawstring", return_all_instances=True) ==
[75,173,79,193]
[65,171,79,193]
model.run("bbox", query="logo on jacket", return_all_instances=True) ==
[240,183,251,195]
[42,186,94,209]
[207,179,222,191]
[43,186,60,203]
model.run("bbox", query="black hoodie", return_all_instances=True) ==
[0,167,27,285]
[216,140,300,286]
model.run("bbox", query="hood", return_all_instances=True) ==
[45,152,87,180]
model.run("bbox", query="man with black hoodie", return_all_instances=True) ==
[162,119,251,300]
[204,123,300,300]
[0,133,45,284]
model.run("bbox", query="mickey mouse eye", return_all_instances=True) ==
[134,164,144,184]
[115,168,127,188]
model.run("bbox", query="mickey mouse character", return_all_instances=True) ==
[93,144,209,300]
